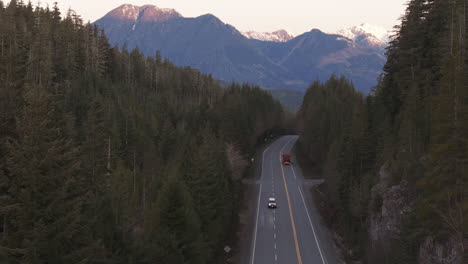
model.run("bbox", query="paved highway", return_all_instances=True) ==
[250,135,338,264]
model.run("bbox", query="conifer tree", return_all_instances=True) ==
[2,87,93,263]
[148,174,209,264]
[185,126,233,253]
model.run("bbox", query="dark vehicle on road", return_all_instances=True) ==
[282,152,291,165]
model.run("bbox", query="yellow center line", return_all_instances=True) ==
[279,153,303,264]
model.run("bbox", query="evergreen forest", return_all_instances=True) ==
[1,0,467,263]
[296,0,467,263]
[0,1,284,263]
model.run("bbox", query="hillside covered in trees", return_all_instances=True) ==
[0,1,284,263]
[297,0,467,263]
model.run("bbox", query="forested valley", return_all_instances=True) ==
[0,1,284,263]
[296,0,467,263]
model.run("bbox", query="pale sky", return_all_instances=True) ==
[5,0,409,35]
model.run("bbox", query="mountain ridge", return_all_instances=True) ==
[242,29,294,42]
[95,4,386,93]
[105,4,182,22]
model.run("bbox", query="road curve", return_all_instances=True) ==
[249,135,338,264]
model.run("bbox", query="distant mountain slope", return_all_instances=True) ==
[95,4,386,93]
[269,89,305,112]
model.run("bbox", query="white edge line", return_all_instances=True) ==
[250,180,262,264]
[250,139,275,264]
[292,161,327,264]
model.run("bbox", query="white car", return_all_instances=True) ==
[268,197,277,208]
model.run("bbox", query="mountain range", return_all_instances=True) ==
[95,4,388,93]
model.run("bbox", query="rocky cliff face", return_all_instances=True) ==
[369,165,412,243]
[418,235,465,264]
[369,165,465,264]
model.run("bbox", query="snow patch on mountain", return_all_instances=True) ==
[242,29,294,42]
[116,4,140,21]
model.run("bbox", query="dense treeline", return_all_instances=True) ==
[297,0,466,263]
[0,1,284,263]
[296,76,375,258]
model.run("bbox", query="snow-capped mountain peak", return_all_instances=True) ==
[113,4,140,21]
[105,4,182,22]
[335,23,391,54]
[242,29,294,42]
[337,23,390,44]
[354,23,389,42]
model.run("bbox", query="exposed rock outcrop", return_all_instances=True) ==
[418,235,465,264]
[368,165,465,264]
[369,165,412,243]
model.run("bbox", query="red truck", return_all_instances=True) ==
[281,152,291,165]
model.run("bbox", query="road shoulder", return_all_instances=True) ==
[293,142,346,264]
[228,138,279,264]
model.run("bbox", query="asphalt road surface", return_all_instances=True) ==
[250,135,338,264]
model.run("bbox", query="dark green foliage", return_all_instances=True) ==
[217,84,284,155]
[0,2,284,263]
[2,88,97,263]
[269,89,305,112]
[297,0,467,262]
[297,76,373,258]
[185,127,233,255]
[147,175,208,264]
